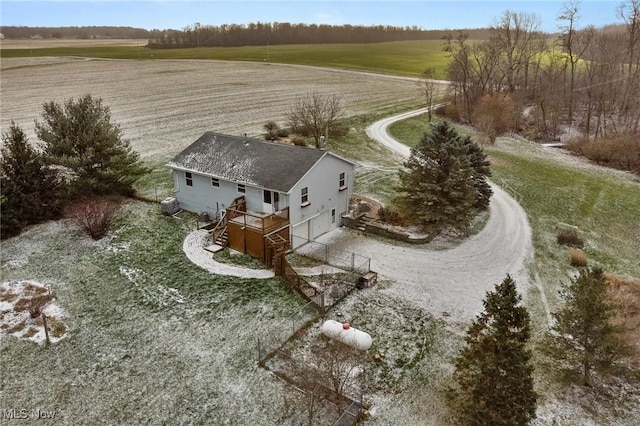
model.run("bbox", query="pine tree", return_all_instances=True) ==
[35,94,148,197]
[449,275,537,425]
[550,267,630,386]
[462,135,493,210]
[396,120,490,229]
[1,122,62,239]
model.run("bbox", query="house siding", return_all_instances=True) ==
[289,154,354,247]
[172,169,291,218]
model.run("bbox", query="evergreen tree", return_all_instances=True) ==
[35,94,148,197]
[1,122,62,239]
[397,120,490,229]
[449,275,537,425]
[550,267,630,386]
[462,135,493,210]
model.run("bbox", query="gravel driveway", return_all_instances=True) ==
[315,108,536,322]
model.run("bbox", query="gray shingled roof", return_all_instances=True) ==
[167,132,343,193]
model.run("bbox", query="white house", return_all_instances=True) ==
[166,132,356,254]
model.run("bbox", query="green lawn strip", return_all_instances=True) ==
[1,40,450,78]
[487,146,640,303]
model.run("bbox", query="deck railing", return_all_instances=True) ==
[227,206,290,234]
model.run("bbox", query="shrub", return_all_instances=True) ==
[440,102,461,122]
[351,199,372,215]
[569,247,588,267]
[65,198,122,240]
[378,207,402,224]
[557,229,584,248]
[28,295,52,318]
[567,134,640,174]
[472,94,518,144]
[290,136,307,146]
[328,124,349,138]
[263,120,280,140]
[277,127,290,138]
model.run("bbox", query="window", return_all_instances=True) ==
[211,178,219,187]
[263,190,272,204]
[301,187,309,206]
[331,208,336,224]
[339,172,347,190]
[185,172,193,187]
[237,184,246,193]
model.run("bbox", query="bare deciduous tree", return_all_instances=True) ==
[418,67,440,122]
[286,92,344,148]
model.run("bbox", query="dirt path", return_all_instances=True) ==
[313,110,538,322]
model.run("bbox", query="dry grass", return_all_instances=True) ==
[569,247,588,267]
[605,273,640,362]
[557,229,584,248]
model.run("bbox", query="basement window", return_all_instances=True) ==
[185,172,193,187]
[301,187,310,207]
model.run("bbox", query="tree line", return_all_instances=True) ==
[442,1,640,172]
[147,22,493,48]
[0,25,159,40]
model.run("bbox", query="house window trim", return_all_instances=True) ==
[185,172,193,187]
[211,177,220,187]
[339,172,347,191]
[301,187,310,207]
[237,184,246,194]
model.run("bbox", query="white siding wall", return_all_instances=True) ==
[172,170,267,217]
[289,154,354,247]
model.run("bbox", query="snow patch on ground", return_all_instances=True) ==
[119,266,186,306]
[0,280,67,345]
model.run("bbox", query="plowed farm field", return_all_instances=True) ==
[1,57,418,161]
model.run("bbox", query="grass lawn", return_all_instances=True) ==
[0,40,450,78]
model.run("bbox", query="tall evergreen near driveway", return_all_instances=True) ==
[448,275,537,425]
[396,120,491,230]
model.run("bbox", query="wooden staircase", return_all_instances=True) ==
[214,229,228,247]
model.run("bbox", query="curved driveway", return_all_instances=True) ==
[313,109,535,321]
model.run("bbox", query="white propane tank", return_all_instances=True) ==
[320,320,372,351]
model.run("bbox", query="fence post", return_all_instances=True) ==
[257,338,261,362]
[325,243,329,263]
